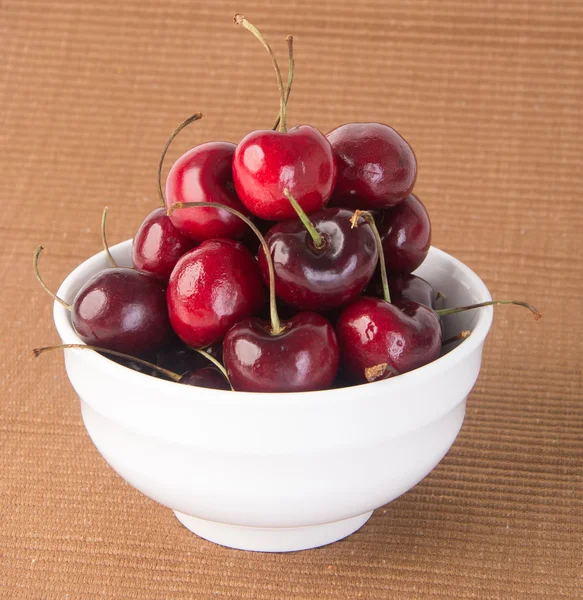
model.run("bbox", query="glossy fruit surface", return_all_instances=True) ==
[165,142,249,241]
[167,239,265,348]
[378,194,431,274]
[327,122,417,210]
[223,312,339,392]
[179,367,231,390]
[258,208,378,310]
[336,297,441,383]
[367,274,438,309]
[72,268,171,356]
[232,126,337,221]
[132,207,196,281]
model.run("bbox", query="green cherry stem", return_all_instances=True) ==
[283,188,325,250]
[169,201,283,335]
[101,207,118,268]
[188,347,234,391]
[273,35,294,131]
[234,14,287,132]
[32,344,181,381]
[436,300,542,320]
[158,112,204,206]
[350,210,391,304]
[33,246,72,311]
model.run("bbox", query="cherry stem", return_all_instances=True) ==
[188,347,234,391]
[158,112,204,206]
[273,35,294,131]
[169,201,283,335]
[442,330,471,346]
[364,362,399,383]
[437,300,542,320]
[283,188,325,250]
[350,210,391,303]
[33,246,72,311]
[101,207,118,268]
[234,14,287,132]
[32,344,181,381]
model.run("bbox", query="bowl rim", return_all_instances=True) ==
[53,240,493,407]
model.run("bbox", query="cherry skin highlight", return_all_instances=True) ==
[132,207,196,281]
[232,126,337,221]
[167,239,265,348]
[327,122,417,210]
[378,194,431,274]
[223,312,339,393]
[165,142,250,242]
[258,207,378,311]
[72,268,171,356]
[336,297,442,383]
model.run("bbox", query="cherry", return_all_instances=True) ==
[132,207,196,281]
[157,343,222,375]
[327,122,417,210]
[179,367,231,390]
[34,247,171,356]
[232,15,336,221]
[378,194,431,274]
[257,192,378,310]
[166,238,265,348]
[367,273,438,309]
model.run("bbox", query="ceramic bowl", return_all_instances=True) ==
[53,241,493,552]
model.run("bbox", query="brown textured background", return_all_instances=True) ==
[1,0,581,598]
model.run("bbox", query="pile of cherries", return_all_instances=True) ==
[33,15,540,393]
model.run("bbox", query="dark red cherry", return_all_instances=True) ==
[327,122,417,210]
[156,343,222,375]
[132,207,196,281]
[167,239,265,348]
[367,273,438,309]
[378,194,431,274]
[179,366,231,390]
[232,126,337,221]
[223,312,339,392]
[72,268,171,356]
[165,142,250,242]
[336,297,441,383]
[257,207,378,311]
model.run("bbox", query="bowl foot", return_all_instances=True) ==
[173,510,373,552]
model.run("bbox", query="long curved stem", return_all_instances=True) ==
[283,188,325,249]
[273,35,294,130]
[32,344,181,381]
[169,201,283,335]
[101,207,118,267]
[33,246,72,311]
[189,347,234,391]
[158,112,203,206]
[350,210,391,303]
[437,300,542,320]
[234,14,287,132]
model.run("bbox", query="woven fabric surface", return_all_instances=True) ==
[1,0,581,598]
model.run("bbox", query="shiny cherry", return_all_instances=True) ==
[167,239,265,348]
[327,122,417,210]
[378,194,431,274]
[223,312,339,392]
[257,206,378,310]
[157,343,222,375]
[132,207,196,281]
[367,273,438,309]
[165,142,250,242]
[336,297,442,383]
[232,126,337,221]
[179,367,231,390]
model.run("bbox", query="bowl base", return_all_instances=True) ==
[173,510,373,552]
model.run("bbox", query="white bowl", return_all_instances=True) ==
[53,241,493,552]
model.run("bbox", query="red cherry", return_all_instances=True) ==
[367,274,438,309]
[257,207,378,310]
[232,126,337,221]
[378,194,431,274]
[327,122,417,210]
[179,366,231,390]
[132,207,196,281]
[223,313,339,392]
[336,297,442,383]
[166,239,265,348]
[165,142,250,242]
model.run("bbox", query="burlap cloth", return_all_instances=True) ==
[1,0,581,598]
